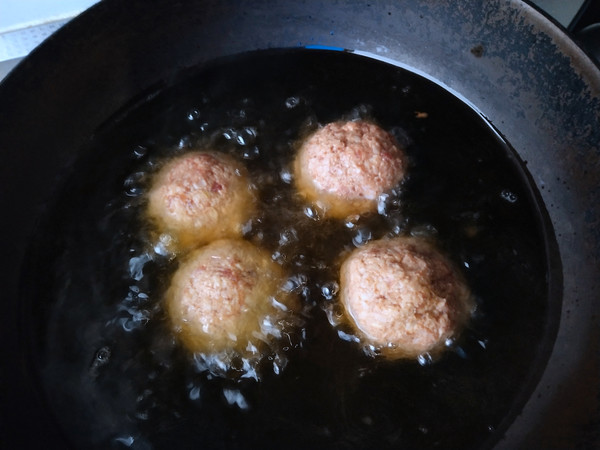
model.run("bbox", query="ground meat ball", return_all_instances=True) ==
[147,151,256,250]
[166,239,296,355]
[339,236,473,359]
[294,120,407,218]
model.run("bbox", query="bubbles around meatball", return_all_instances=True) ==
[294,120,407,218]
[339,236,473,359]
[165,239,300,377]
[147,151,256,251]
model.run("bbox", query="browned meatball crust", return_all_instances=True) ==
[166,239,296,355]
[147,151,256,250]
[294,120,407,218]
[340,236,473,359]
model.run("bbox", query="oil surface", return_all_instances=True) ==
[23,49,556,449]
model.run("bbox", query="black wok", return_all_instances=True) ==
[0,0,598,448]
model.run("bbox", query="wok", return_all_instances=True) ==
[0,0,598,448]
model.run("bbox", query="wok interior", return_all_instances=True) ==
[20,49,560,449]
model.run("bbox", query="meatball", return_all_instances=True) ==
[147,151,256,250]
[339,236,473,359]
[166,239,296,355]
[294,120,407,218]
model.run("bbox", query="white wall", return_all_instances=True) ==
[0,0,99,33]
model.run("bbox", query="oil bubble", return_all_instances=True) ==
[90,346,111,376]
[338,330,360,343]
[352,227,372,247]
[323,304,340,326]
[270,297,289,312]
[95,347,111,363]
[129,253,152,281]
[222,128,236,140]
[187,108,201,121]
[387,211,407,235]
[377,193,390,215]
[280,168,293,184]
[124,285,150,307]
[242,146,260,160]
[348,104,372,120]
[223,389,250,410]
[240,358,259,380]
[114,435,135,447]
[177,135,194,149]
[271,250,284,263]
[344,214,360,229]
[153,233,176,257]
[417,352,433,366]
[242,126,257,143]
[320,281,339,300]
[285,96,301,109]
[189,385,201,401]
[304,205,320,221]
[500,189,518,203]
[132,145,148,159]
[410,224,438,238]
[123,172,146,197]
[278,228,298,246]
[283,273,308,292]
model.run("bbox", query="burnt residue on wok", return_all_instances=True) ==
[19,49,560,449]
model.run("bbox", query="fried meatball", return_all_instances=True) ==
[294,120,407,218]
[147,151,256,250]
[166,239,296,355]
[339,236,473,359]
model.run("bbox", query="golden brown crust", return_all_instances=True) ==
[294,120,407,218]
[339,236,473,359]
[166,239,296,354]
[146,151,256,250]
